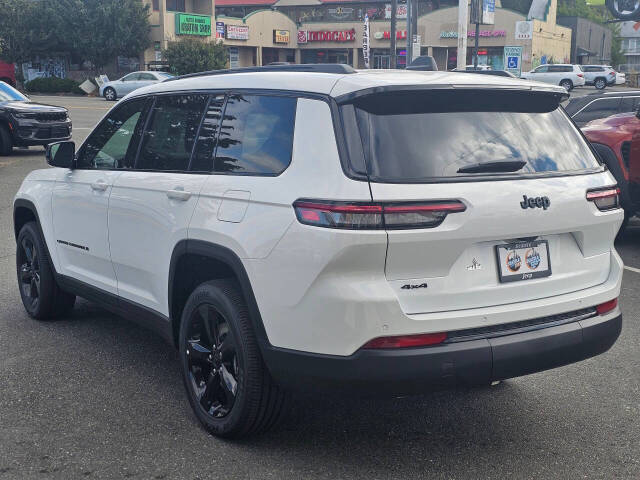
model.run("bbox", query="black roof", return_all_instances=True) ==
[164,63,357,82]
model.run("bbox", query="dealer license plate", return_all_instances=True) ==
[496,240,551,283]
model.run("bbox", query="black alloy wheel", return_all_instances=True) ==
[185,303,239,419]
[179,279,289,438]
[17,236,41,311]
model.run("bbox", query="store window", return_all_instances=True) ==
[166,0,185,12]
[152,0,159,11]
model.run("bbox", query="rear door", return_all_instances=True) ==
[342,89,621,315]
[108,93,209,315]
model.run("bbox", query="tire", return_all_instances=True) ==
[103,87,116,101]
[606,0,640,20]
[0,124,13,156]
[16,222,76,320]
[595,78,607,90]
[560,79,573,91]
[179,279,289,438]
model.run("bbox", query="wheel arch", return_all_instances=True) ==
[14,198,60,273]
[168,239,270,350]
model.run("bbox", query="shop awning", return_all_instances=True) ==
[577,47,596,57]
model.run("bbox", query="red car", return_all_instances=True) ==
[582,111,640,229]
[0,61,16,87]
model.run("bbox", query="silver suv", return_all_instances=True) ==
[582,65,617,90]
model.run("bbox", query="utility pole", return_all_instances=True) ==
[457,0,468,70]
[391,0,397,68]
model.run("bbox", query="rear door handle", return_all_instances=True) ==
[91,180,108,192]
[167,187,191,201]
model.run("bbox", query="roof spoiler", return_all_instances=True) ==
[163,63,357,82]
[334,84,570,104]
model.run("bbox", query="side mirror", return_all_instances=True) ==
[46,141,75,168]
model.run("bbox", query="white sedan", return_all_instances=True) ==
[99,71,173,101]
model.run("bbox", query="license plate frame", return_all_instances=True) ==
[495,240,551,283]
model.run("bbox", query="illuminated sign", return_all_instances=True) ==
[374,30,407,40]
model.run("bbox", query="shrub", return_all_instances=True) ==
[24,76,84,94]
[163,38,228,75]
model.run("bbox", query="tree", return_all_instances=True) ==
[0,0,151,71]
[163,38,228,75]
[610,24,625,68]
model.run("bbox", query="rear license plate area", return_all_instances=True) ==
[496,240,551,283]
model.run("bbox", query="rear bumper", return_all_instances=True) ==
[263,311,621,394]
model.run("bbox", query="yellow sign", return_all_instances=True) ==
[273,30,290,44]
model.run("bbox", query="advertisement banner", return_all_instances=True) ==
[216,21,225,39]
[384,3,408,19]
[226,25,249,40]
[503,45,523,77]
[363,14,371,69]
[297,30,308,44]
[175,13,211,36]
[482,0,495,25]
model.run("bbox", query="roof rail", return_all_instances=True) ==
[163,63,357,82]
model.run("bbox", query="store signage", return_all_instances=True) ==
[226,25,249,40]
[328,7,354,20]
[483,0,495,25]
[515,20,533,39]
[175,13,211,36]
[503,45,522,77]
[216,21,225,39]
[440,30,506,38]
[297,29,356,43]
[374,30,407,40]
[385,4,407,19]
[273,30,290,44]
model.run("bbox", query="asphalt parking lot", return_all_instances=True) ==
[1,95,639,479]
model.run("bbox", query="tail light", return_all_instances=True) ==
[577,73,584,77]
[293,200,466,230]
[586,186,620,211]
[362,332,448,349]
[596,298,618,315]
[609,71,616,76]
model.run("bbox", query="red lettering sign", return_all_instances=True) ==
[303,29,355,42]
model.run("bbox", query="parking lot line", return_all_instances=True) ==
[624,265,640,274]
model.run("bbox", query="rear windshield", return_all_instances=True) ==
[342,90,601,182]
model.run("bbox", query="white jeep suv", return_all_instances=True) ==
[13,65,623,438]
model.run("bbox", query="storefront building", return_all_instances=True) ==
[215,0,571,72]
[142,0,217,70]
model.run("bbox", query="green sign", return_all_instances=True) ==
[175,13,211,36]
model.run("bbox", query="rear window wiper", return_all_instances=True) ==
[457,160,527,174]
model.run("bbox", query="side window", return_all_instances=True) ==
[138,73,156,81]
[192,95,225,172]
[78,98,148,169]
[535,66,548,73]
[136,94,207,172]
[215,94,297,175]
[122,73,140,82]
[573,98,621,125]
[620,96,640,113]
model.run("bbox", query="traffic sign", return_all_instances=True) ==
[503,46,522,77]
